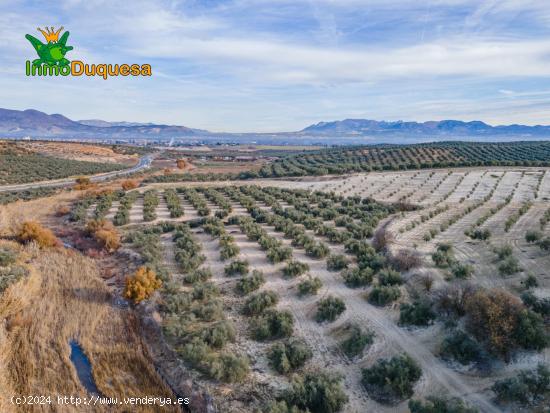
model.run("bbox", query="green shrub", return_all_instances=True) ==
[515,310,549,351]
[326,254,349,271]
[192,299,224,322]
[342,267,373,288]
[399,301,436,326]
[498,256,521,276]
[200,320,236,348]
[192,281,219,300]
[143,190,159,221]
[203,217,225,236]
[297,276,323,296]
[160,290,192,316]
[283,371,348,413]
[0,265,28,293]
[432,243,455,268]
[467,228,491,240]
[409,396,478,413]
[251,309,294,340]
[267,245,293,263]
[113,191,139,226]
[368,286,401,306]
[219,234,240,260]
[539,237,550,251]
[182,188,211,216]
[235,270,265,295]
[172,225,205,273]
[268,339,312,374]
[0,248,17,267]
[494,244,513,259]
[523,274,539,289]
[340,324,374,358]
[491,364,550,406]
[361,354,422,404]
[164,188,184,218]
[244,291,279,315]
[450,262,473,279]
[208,352,250,383]
[113,209,130,226]
[183,268,212,284]
[521,291,550,316]
[283,260,309,278]
[377,268,403,286]
[305,241,330,259]
[525,230,542,243]
[224,259,250,276]
[316,296,346,322]
[440,330,485,365]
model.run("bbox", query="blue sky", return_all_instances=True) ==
[2,0,550,132]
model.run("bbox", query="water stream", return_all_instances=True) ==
[69,340,101,395]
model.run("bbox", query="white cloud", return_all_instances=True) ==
[2,0,550,131]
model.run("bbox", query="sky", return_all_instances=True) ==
[2,0,550,132]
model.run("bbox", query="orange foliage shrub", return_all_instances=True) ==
[124,267,162,303]
[121,179,139,190]
[18,221,61,248]
[55,205,71,217]
[74,176,95,190]
[176,159,186,169]
[163,168,173,175]
[85,219,121,252]
[94,228,121,252]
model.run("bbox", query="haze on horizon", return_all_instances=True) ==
[2,0,550,133]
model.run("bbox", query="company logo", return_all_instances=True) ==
[25,26,152,79]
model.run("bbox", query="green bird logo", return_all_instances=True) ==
[26,26,73,67]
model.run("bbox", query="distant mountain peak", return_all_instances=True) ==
[78,119,156,128]
[300,118,541,136]
[0,108,203,138]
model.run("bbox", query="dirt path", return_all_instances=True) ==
[225,196,500,412]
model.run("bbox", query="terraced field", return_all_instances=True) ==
[76,166,549,412]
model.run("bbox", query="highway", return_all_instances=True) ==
[0,154,153,193]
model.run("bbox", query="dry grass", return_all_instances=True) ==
[0,243,177,412]
[0,191,78,237]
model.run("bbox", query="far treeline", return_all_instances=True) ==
[147,141,550,183]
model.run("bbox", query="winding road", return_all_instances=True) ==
[0,154,153,193]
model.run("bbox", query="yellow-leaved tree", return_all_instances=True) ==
[124,267,162,304]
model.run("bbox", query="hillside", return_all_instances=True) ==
[0,108,202,139]
[0,141,126,185]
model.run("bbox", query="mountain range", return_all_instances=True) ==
[300,119,550,136]
[2,108,550,144]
